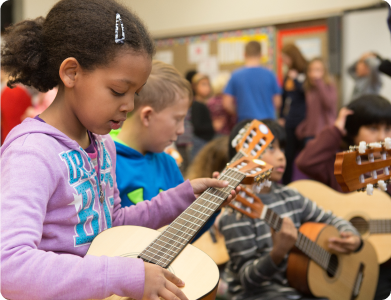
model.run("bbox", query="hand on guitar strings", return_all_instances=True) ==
[142,262,188,300]
[189,174,241,205]
[270,217,298,266]
[328,232,362,254]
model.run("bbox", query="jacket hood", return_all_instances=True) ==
[1,118,82,154]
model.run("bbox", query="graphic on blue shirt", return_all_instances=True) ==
[60,140,114,247]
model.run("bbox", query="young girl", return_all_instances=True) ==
[279,43,308,184]
[295,58,338,144]
[0,1,237,299]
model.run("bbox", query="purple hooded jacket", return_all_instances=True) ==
[1,118,195,300]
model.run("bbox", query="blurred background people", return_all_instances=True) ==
[279,43,308,184]
[223,40,281,123]
[295,58,338,144]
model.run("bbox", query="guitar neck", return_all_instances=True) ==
[139,167,246,268]
[370,219,391,234]
[261,207,332,271]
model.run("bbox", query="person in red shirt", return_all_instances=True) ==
[1,83,32,144]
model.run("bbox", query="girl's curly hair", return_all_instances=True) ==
[1,0,155,92]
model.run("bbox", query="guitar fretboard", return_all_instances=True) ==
[370,219,391,233]
[263,208,331,271]
[138,168,246,268]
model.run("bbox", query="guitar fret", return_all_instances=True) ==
[191,202,215,212]
[145,245,176,258]
[198,197,220,207]
[153,239,182,251]
[160,231,188,244]
[182,211,208,222]
[170,222,197,232]
[187,207,211,217]
[178,216,202,227]
[204,191,225,201]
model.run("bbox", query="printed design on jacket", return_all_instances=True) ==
[60,138,114,247]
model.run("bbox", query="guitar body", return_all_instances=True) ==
[289,179,391,264]
[87,226,219,300]
[287,223,379,300]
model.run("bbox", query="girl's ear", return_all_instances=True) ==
[139,106,154,127]
[59,58,80,88]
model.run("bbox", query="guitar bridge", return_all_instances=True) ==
[351,263,364,300]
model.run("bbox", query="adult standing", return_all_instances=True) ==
[223,41,281,123]
[279,44,308,184]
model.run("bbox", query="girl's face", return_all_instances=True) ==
[353,124,391,145]
[73,51,152,135]
[195,78,211,99]
[356,61,369,77]
[308,60,324,81]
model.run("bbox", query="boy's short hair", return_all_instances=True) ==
[134,60,192,112]
[245,41,261,57]
[345,94,391,145]
[228,119,286,160]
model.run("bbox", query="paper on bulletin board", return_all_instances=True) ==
[218,34,269,65]
[295,38,321,61]
[154,50,174,65]
[197,56,219,81]
[188,42,210,64]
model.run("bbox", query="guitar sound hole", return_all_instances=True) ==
[350,217,369,235]
[327,254,338,277]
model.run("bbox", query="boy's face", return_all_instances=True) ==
[353,123,391,145]
[259,140,286,182]
[146,95,190,153]
[195,78,211,99]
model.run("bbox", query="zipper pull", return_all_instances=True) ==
[99,184,104,203]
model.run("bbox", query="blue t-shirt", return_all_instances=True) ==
[224,66,281,122]
[111,131,218,242]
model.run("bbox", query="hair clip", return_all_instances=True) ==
[115,13,125,44]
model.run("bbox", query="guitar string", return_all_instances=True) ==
[149,168,243,267]
[152,168,242,267]
[264,207,359,291]
[139,165,241,265]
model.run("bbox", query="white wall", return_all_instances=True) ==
[20,0,381,38]
[342,7,391,104]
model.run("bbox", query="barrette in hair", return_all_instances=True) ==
[115,13,125,44]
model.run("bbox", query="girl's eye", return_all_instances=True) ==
[111,89,125,97]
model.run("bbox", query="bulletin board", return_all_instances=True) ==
[276,25,328,83]
[154,26,276,81]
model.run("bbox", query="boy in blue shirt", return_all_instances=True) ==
[111,60,190,207]
[111,60,217,239]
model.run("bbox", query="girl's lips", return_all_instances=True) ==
[276,166,285,172]
[110,120,123,130]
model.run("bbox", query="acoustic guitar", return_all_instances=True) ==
[228,188,379,300]
[87,157,273,300]
[288,179,391,264]
[334,138,391,194]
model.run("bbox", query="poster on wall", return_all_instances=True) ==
[154,50,174,65]
[295,38,321,61]
[218,34,269,65]
[188,42,210,64]
[197,56,219,81]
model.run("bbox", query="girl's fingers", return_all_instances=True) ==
[163,269,185,287]
[160,280,188,300]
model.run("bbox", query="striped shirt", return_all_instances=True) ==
[218,183,359,300]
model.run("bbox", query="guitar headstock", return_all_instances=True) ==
[334,138,391,194]
[231,120,274,158]
[228,188,265,219]
[226,157,273,186]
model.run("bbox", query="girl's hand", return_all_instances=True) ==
[334,107,354,136]
[328,232,362,254]
[189,177,240,206]
[143,262,188,300]
[270,218,298,265]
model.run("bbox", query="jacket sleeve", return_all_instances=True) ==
[314,80,338,112]
[112,180,196,229]
[295,125,343,186]
[1,144,145,300]
[219,215,284,289]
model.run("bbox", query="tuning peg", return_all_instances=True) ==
[359,141,367,154]
[366,183,374,196]
[378,180,387,191]
[264,180,272,188]
[385,137,391,149]
[252,183,262,194]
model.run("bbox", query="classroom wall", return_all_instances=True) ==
[18,0,381,38]
[342,7,391,104]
